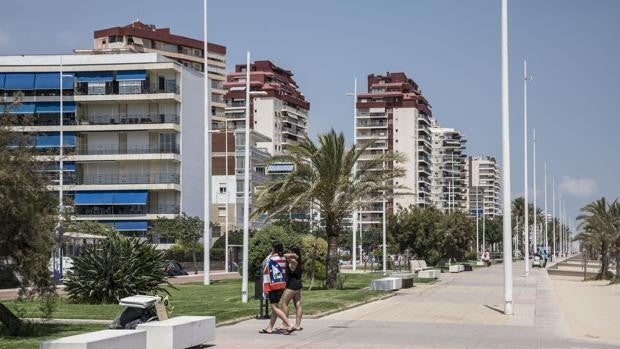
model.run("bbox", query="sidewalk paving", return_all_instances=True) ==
[214,261,619,348]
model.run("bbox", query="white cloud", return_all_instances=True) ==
[559,176,597,197]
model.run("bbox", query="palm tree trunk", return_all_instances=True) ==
[599,241,610,280]
[191,248,198,275]
[614,242,620,284]
[325,223,340,289]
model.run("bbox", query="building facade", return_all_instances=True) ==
[466,156,502,218]
[430,123,467,213]
[89,21,227,121]
[355,72,433,229]
[0,53,204,240]
[224,60,309,155]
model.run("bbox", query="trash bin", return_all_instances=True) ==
[254,269,269,319]
[463,263,473,272]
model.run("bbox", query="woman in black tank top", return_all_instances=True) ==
[281,246,303,331]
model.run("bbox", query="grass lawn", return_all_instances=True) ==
[0,324,106,349]
[4,273,387,323]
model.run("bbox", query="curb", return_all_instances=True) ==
[304,292,396,319]
[216,316,255,327]
[24,318,110,325]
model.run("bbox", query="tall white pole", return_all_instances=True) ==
[241,51,251,303]
[501,0,514,315]
[559,195,562,257]
[202,0,212,286]
[58,56,64,280]
[482,194,486,253]
[552,178,556,259]
[523,59,530,277]
[476,188,480,260]
[533,128,537,254]
[382,149,387,275]
[224,119,229,272]
[544,162,548,254]
[352,78,357,271]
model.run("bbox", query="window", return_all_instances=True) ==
[218,206,226,217]
[219,183,227,194]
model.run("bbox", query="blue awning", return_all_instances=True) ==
[34,72,75,90]
[116,70,146,81]
[35,133,76,148]
[7,103,36,114]
[63,162,76,171]
[0,74,5,88]
[4,73,35,90]
[74,191,115,205]
[75,72,113,83]
[267,163,294,173]
[113,191,148,205]
[35,102,76,114]
[42,162,76,171]
[114,221,148,231]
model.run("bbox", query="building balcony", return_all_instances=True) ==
[74,205,180,218]
[76,173,180,185]
[357,132,388,139]
[74,80,179,96]
[357,120,387,128]
[75,144,180,155]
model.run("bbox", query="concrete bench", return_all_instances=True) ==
[136,315,215,349]
[40,329,146,349]
[417,269,440,279]
[391,273,415,288]
[449,264,465,273]
[410,259,432,273]
[370,277,402,291]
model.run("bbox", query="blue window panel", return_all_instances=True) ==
[112,191,148,205]
[63,162,76,171]
[34,72,75,90]
[35,102,76,114]
[116,70,146,81]
[114,221,148,231]
[0,74,5,88]
[3,73,35,90]
[6,103,36,114]
[74,191,115,205]
[35,132,76,148]
[75,72,114,83]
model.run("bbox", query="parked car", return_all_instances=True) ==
[0,265,21,289]
[163,260,188,277]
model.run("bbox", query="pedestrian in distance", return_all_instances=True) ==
[259,241,295,335]
[281,246,303,332]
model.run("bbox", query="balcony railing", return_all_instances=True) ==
[76,173,180,185]
[74,81,179,96]
[75,144,180,155]
[75,205,180,216]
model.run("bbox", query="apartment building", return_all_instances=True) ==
[430,123,467,213]
[466,156,502,218]
[355,72,433,229]
[88,21,226,120]
[224,60,310,155]
[0,53,204,240]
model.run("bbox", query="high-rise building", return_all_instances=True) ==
[430,123,467,213]
[0,53,204,241]
[466,156,502,218]
[88,21,226,120]
[224,60,309,155]
[355,72,433,229]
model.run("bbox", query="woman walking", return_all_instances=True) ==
[281,246,303,331]
[259,241,294,334]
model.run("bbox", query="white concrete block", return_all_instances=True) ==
[417,269,440,278]
[137,316,215,349]
[40,329,146,349]
[449,264,465,273]
[370,277,402,291]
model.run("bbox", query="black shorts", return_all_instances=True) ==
[268,289,284,303]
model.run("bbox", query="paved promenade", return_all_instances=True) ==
[215,262,619,348]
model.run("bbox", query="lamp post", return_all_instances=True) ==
[544,162,548,255]
[523,59,531,277]
[500,0,514,315]
[533,128,537,255]
[552,178,556,259]
[476,187,480,260]
[224,117,229,272]
[202,0,212,286]
[346,79,358,271]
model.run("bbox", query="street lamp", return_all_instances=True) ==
[203,0,212,286]
[533,128,537,255]
[241,52,268,303]
[523,59,532,277]
[345,78,358,271]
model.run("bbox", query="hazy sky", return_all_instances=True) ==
[1,0,618,225]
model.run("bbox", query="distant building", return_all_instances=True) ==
[466,156,502,218]
[430,123,467,213]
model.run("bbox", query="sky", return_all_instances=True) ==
[1,0,619,226]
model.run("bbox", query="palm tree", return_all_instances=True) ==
[253,129,405,288]
[576,198,618,280]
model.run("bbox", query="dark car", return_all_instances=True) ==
[163,260,188,277]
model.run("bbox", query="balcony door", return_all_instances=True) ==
[119,133,127,154]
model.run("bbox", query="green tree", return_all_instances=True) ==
[248,225,303,279]
[390,206,443,265]
[576,198,619,280]
[254,129,405,288]
[0,100,57,335]
[153,213,203,274]
[436,212,475,261]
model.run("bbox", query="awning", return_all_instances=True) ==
[75,72,113,83]
[114,221,148,231]
[35,133,76,148]
[63,162,76,171]
[34,72,75,90]
[112,191,148,205]
[73,190,148,206]
[0,74,5,88]
[7,103,36,114]
[35,102,76,114]
[267,163,294,173]
[41,162,76,171]
[3,73,35,90]
[116,70,146,81]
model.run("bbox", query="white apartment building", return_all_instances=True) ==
[430,123,467,213]
[466,156,502,218]
[355,72,433,229]
[0,53,204,240]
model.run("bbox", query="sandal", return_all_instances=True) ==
[294,327,303,331]
[258,329,273,334]
[283,327,296,335]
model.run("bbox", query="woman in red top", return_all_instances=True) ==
[259,241,295,334]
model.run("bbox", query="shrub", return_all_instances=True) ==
[64,232,171,304]
[301,234,327,281]
[248,225,302,278]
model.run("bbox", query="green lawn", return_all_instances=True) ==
[0,324,106,349]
